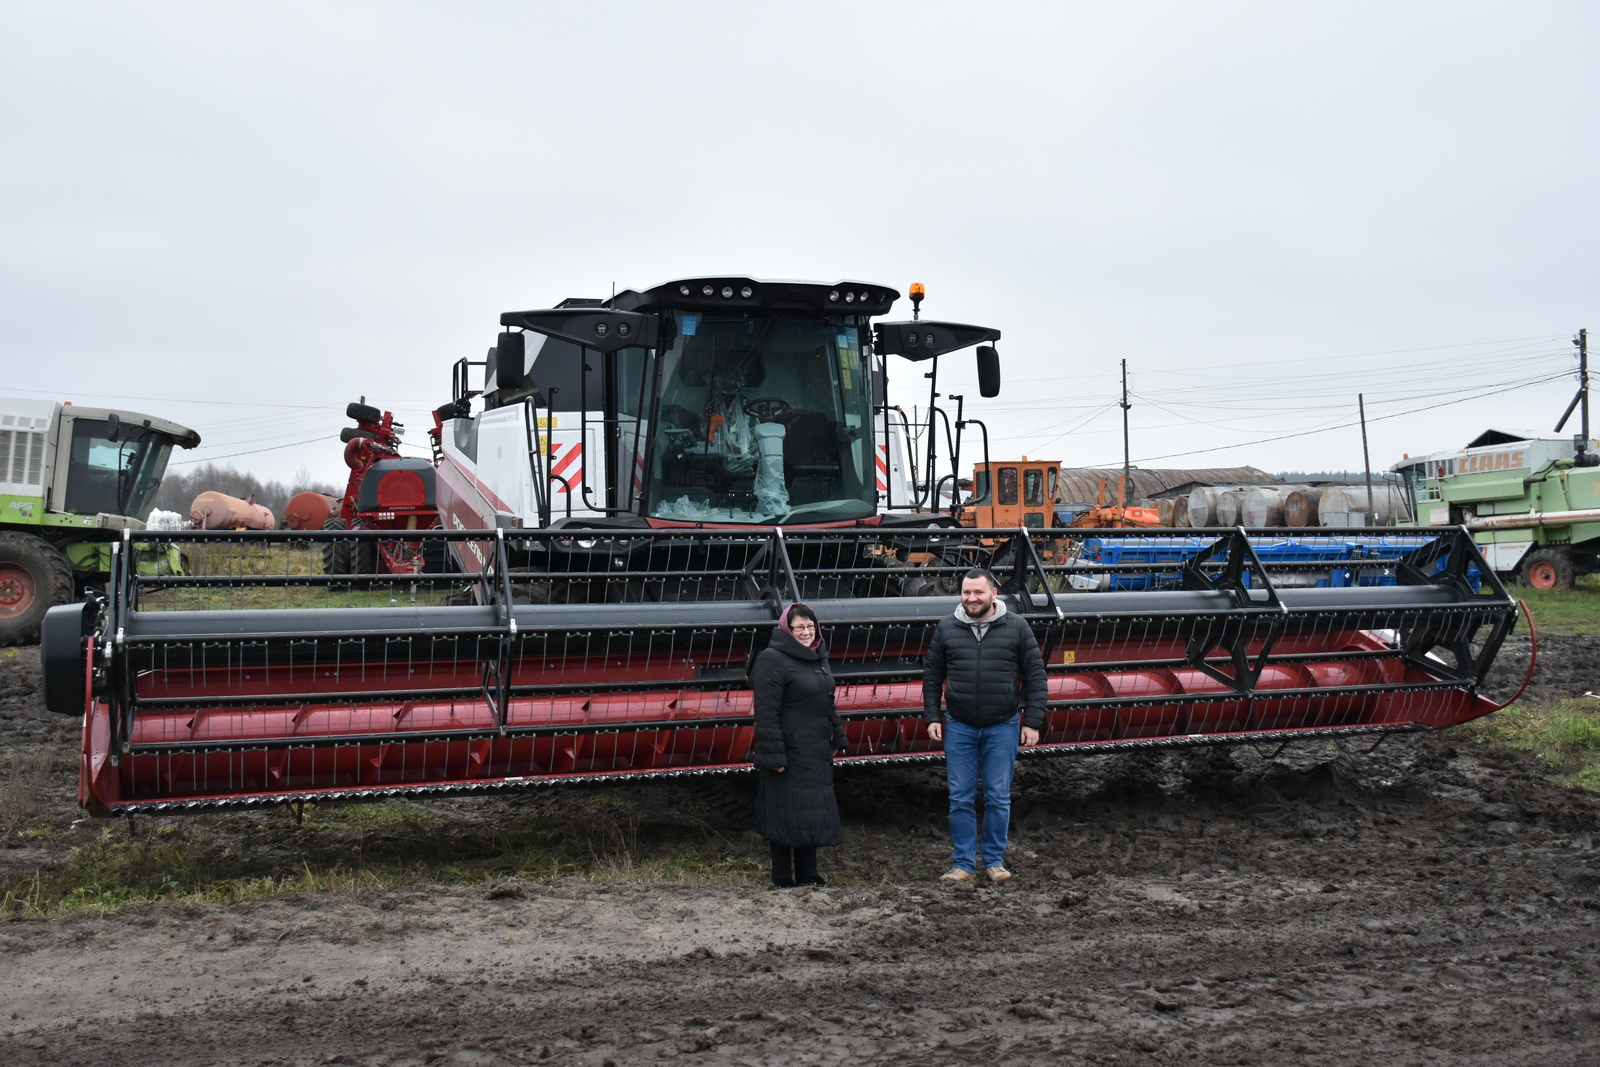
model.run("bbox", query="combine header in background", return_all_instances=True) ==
[39,278,1523,815]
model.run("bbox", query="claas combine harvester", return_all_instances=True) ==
[41,277,1526,816]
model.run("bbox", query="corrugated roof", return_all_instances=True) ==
[1053,467,1277,505]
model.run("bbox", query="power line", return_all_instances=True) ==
[1130,372,1571,463]
[169,436,334,466]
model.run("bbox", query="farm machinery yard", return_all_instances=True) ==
[1,275,1593,1066]
[38,277,1525,816]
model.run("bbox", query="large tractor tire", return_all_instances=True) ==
[1520,547,1574,590]
[0,532,75,646]
[321,517,352,576]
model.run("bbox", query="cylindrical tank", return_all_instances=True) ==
[1169,495,1189,528]
[1241,487,1286,528]
[1317,484,1408,527]
[189,491,277,531]
[1156,498,1176,526]
[1283,488,1325,528]
[1240,484,1311,527]
[284,492,342,531]
[1187,486,1217,527]
[1215,489,1249,528]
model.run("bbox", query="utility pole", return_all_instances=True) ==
[1120,359,1131,509]
[1556,327,1593,465]
[1359,393,1374,523]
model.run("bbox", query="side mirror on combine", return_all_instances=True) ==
[495,331,528,391]
[105,412,121,442]
[976,345,1001,398]
[499,308,661,354]
[872,320,1002,362]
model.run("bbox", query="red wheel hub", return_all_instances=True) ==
[0,562,35,620]
[1527,560,1560,589]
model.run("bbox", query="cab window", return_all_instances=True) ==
[998,467,1018,506]
[1023,469,1044,507]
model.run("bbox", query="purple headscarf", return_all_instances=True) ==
[778,602,822,649]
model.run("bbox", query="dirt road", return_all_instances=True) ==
[3,635,1599,1065]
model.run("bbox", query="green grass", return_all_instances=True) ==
[1513,573,1600,635]
[135,541,468,611]
[1456,697,1600,790]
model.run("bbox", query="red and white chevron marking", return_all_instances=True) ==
[549,441,583,494]
[875,443,889,492]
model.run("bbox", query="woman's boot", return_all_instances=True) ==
[795,846,826,887]
[769,842,796,888]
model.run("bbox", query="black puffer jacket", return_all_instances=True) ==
[751,629,848,848]
[922,601,1049,730]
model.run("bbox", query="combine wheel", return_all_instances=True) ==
[0,532,74,646]
[321,518,352,577]
[1520,548,1574,590]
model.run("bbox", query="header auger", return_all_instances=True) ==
[39,276,1523,815]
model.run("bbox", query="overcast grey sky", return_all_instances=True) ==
[3,2,1597,488]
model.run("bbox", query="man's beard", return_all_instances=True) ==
[963,600,991,618]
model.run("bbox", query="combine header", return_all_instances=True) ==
[40,277,1523,815]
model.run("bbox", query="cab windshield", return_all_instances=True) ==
[647,312,875,524]
[63,419,175,521]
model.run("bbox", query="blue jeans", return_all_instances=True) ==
[943,714,1019,872]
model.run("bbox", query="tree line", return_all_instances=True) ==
[154,463,342,518]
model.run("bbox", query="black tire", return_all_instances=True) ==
[41,601,92,714]
[347,401,383,424]
[0,532,75,646]
[321,517,352,577]
[1519,547,1574,590]
[355,537,377,578]
[340,427,379,443]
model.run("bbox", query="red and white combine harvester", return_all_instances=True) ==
[42,277,1524,815]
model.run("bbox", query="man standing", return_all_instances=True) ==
[923,568,1048,883]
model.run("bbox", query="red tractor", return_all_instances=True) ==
[315,401,446,576]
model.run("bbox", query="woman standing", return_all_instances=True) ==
[751,603,848,888]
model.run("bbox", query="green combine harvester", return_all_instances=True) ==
[1392,330,1598,589]
[0,396,199,644]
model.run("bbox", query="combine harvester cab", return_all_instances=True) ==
[39,278,1524,815]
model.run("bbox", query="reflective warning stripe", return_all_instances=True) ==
[550,442,583,493]
[875,443,889,492]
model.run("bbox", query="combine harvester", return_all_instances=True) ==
[41,278,1524,815]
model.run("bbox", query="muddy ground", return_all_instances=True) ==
[1,632,1598,1065]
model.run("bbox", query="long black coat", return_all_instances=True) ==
[751,629,848,848]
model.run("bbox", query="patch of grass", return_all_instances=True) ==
[1515,574,1600,636]
[135,542,468,612]
[319,802,449,833]
[0,753,52,844]
[1456,697,1600,789]
[1,787,772,917]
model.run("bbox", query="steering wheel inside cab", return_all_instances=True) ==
[743,397,790,423]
